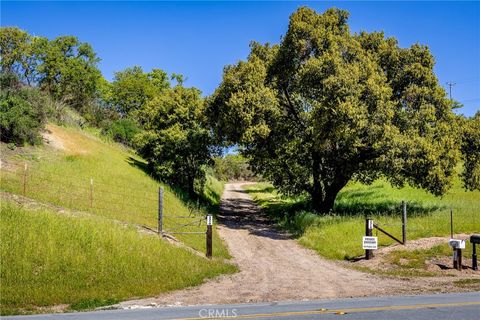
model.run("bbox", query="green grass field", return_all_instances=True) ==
[0,201,236,315]
[1,124,229,258]
[244,176,480,260]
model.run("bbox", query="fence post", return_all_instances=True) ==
[450,208,454,239]
[206,215,213,258]
[456,248,462,271]
[365,218,373,260]
[402,201,407,245]
[453,248,463,271]
[158,187,164,236]
[90,178,94,208]
[23,163,28,196]
[472,243,478,271]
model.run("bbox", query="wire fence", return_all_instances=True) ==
[0,164,208,239]
[1,163,478,254]
[367,200,479,248]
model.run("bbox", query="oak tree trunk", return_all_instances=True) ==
[311,175,349,214]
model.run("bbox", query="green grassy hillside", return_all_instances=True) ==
[245,175,480,260]
[0,201,235,315]
[0,123,236,314]
[1,124,229,258]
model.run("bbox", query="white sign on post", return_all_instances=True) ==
[207,215,213,226]
[368,220,374,230]
[363,236,378,250]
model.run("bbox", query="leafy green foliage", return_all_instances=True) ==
[110,66,169,117]
[461,112,480,191]
[36,36,101,112]
[106,118,140,146]
[0,27,103,115]
[213,154,256,181]
[0,27,38,85]
[0,75,49,145]
[209,7,463,213]
[136,85,214,197]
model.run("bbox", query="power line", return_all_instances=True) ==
[454,76,480,85]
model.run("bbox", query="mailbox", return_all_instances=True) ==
[449,239,465,271]
[470,234,480,244]
[449,239,466,249]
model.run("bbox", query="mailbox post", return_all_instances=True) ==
[449,239,465,271]
[470,235,480,271]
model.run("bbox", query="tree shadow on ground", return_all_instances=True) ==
[218,193,291,240]
[243,183,445,238]
[335,187,444,217]
[126,156,222,216]
[126,156,151,174]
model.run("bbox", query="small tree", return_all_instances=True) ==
[461,112,480,191]
[35,36,101,111]
[0,27,102,111]
[136,85,213,198]
[209,7,464,213]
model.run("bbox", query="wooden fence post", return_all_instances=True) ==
[450,208,454,239]
[23,163,28,196]
[402,201,407,245]
[90,178,94,208]
[365,218,373,260]
[158,187,164,236]
[206,215,213,258]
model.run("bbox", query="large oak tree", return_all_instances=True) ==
[208,7,466,213]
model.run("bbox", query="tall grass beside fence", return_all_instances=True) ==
[0,124,229,258]
[0,201,236,315]
[244,177,480,260]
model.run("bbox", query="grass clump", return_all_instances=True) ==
[69,298,120,311]
[203,173,225,207]
[389,242,472,269]
[0,201,236,315]
[244,177,479,260]
[453,279,480,288]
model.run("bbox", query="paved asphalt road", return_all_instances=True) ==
[4,292,479,320]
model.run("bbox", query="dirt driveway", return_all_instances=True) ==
[119,183,470,308]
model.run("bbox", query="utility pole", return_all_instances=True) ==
[446,82,456,101]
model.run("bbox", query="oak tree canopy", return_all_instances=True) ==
[209,7,465,213]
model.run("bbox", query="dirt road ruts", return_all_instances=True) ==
[118,183,466,308]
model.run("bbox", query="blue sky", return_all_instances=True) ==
[2,1,479,116]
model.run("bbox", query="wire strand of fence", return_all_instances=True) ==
[4,165,212,212]
[1,165,210,236]
[2,168,155,201]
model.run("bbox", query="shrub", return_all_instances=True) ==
[0,87,47,146]
[106,118,140,146]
